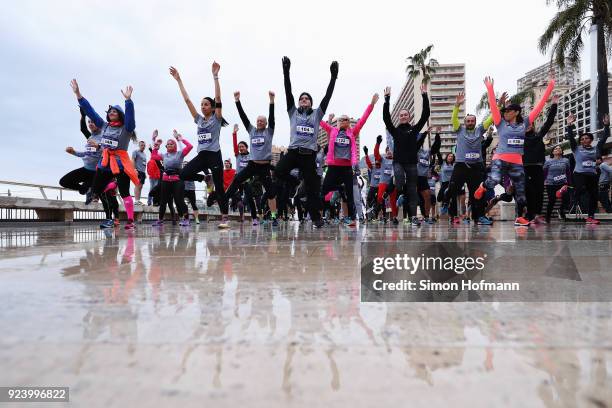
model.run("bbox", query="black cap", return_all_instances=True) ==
[503,103,522,113]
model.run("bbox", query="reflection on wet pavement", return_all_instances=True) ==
[0,223,611,407]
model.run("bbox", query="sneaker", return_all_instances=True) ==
[179,219,190,227]
[451,216,461,225]
[477,216,493,226]
[152,220,164,227]
[195,218,200,225]
[218,216,230,229]
[411,217,421,227]
[396,194,405,208]
[99,219,114,229]
[440,205,448,215]
[585,217,600,225]
[474,183,486,200]
[135,201,144,205]
[314,219,325,228]
[403,217,411,224]
[392,217,399,226]
[556,185,568,199]
[85,189,93,205]
[252,218,260,226]
[425,217,435,225]
[114,219,120,227]
[514,217,530,227]
[462,217,471,224]
[272,218,279,227]
[124,220,135,230]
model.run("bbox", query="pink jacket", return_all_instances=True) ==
[321,103,374,166]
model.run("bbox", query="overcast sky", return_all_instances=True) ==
[0,0,592,191]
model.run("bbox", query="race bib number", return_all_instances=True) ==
[553,174,567,181]
[336,137,350,145]
[582,160,595,168]
[507,138,524,146]
[316,162,320,168]
[296,125,315,136]
[252,137,265,146]
[198,133,212,143]
[419,159,429,165]
[85,146,97,153]
[374,174,381,179]
[239,161,248,168]
[384,169,392,175]
[101,138,118,148]
[465,152,480,159]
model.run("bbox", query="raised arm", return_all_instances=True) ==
[353,94,379,135]
[416,130,429,150]
[121,86,135,132]
[529,76,556,125]
[268,91,275,129]
[79,107,91,139]
[169,66,198,119]
[282,56,295,112]
[383,87,395,133]
[597,114,610,158]
[232,124,239,156]
[71,79,105,128]
[374,135,382,162]
[431,130,441,156]
[483,76,501,126]
[234,92,252,131]
[565,113,577,151]
[211,61,222,119]
[319,61,339,114]
[536,96,558,139]
[452,92,464,132]
[364,146,372,169]
[319,113,334,134]
[413,83,430,134]
[174,130,193,157]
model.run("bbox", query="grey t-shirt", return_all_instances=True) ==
[380,157,394,184]
[131,149,147,173]
[495,118,530,155]
[248,126,274,161]
[543,157,570,185]
[184,180,196,190]
[441,162,454,183]
[162,150,184,173]
[236,153,250,174]
[288,106,324,151]
[194,113,222,153]
[455,125,486,163]
[334,130,351,161]
[76,132,103,171]
[572,145,598,174]
[599,163,612,184]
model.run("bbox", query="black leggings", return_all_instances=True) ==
[545,184,568,219]
[92,169,131,220]
[446,162,485,220]
[184,190,198,211]
[181,150,228,214]
[225,161,276,201]
[437,181,449,203]
[275,149,321,222]
[573,172,598,217]
[524,164,544,220]
[321,166,355,219]
[59,167,95,194]
[159,180,188,220]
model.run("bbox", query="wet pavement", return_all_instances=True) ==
[0,222,611,407]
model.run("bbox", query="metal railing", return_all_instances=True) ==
[0,180,67,200]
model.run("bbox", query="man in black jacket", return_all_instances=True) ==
[383,82,430,226]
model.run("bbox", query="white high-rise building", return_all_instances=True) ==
[390,64,466,156]
[517,59,580,93]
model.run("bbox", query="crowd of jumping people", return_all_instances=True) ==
[59,60,612,230]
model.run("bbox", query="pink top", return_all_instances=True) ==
[150,138,193,182]
[320,103,374,166]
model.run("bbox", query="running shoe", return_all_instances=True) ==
[462,217,471,224]
[411,217,421,227]
[451,216,461,225]
[124,220,135,230]
[556,185,568,199]
[272,218,279,227]
[396,194,404,208]
[477,216,493,226]
[440,205,448,215]
[425,217,435,225]
[347,219,357,227]
[585,217,600,225]
[514,217,530,227]
[179,219,190,227]
[99,219,114,229]
[314,219,325,228]
[152,220,164,227]
[114,219,120,227]
[195,218,200,225]
[252,218,260,226]
[85,189,93,205]
[135,201,144,205]
[474,183,486,200]
[392,217,399,226]
[218,217,230,229]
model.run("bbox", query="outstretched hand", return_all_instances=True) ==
[169,66,181,81]
[330,61,339,78]
[371,93,380,105]
[499,92,509,106]
[484,76,494,88]
[420,82,427,94]
[65,147,75,154]
[455,91,465,106]
[212,61,221,77]
[70,79,82,98]
[173,129,182,141]
[603,113,610,126]
[234,91,240,101]
[363,145,369,154]
[376,135,383,145]
[269,90,275,102]
[121,85,133,100]
[384,87,391,97]
[233,124,239,133]
[566,113,576,126]
[151,129,158,141]
[282,56,291,73]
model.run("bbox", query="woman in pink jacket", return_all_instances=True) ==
[320,93,379,227]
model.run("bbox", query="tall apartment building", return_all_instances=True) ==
[517,59,580,93]
[271,145,286,166]
[390,63,466,156]
[554,79,612,150]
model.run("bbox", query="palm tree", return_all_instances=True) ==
[539,0,612,125]
[406,45,439,147]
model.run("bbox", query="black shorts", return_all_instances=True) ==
[137,171,146,185]
[417,176,430,192]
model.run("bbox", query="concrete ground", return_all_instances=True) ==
[0,221,611,408]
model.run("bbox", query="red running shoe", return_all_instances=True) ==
[514,217,530,227]
[585,217,600,225]
[474,183,486,200]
